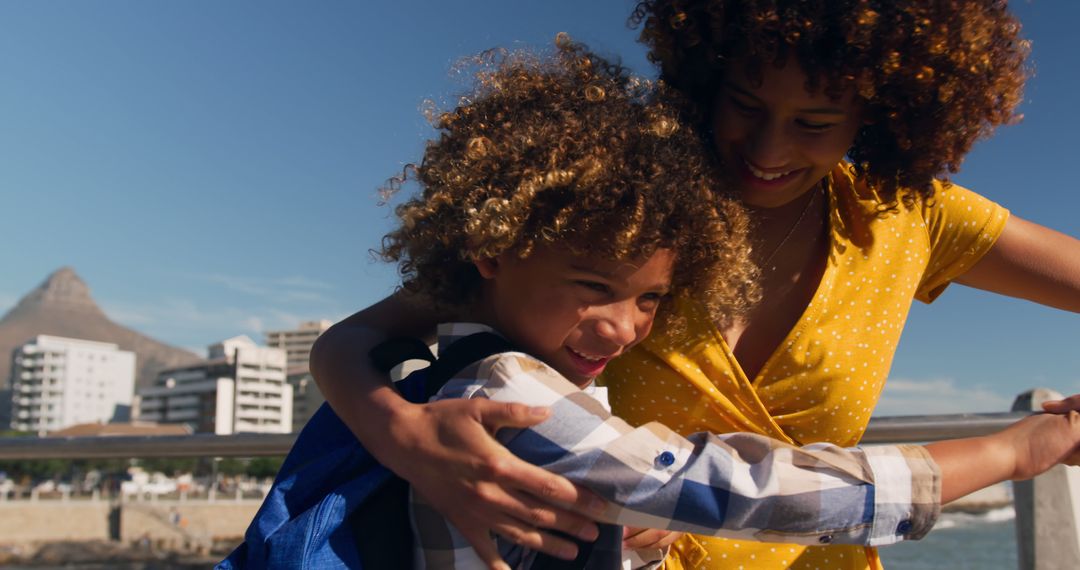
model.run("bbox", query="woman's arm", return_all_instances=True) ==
[956,215,1080,312]
[927,409,1080,502]
[309,293,606,568]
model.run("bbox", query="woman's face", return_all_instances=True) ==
[711,61,865,208]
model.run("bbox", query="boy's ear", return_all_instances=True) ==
[473,257,499,279]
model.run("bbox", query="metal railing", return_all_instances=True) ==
[0,398,1074,569]
[0,411,1035,460]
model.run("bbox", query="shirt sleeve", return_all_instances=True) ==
[916,181,1010,303]
[473,353,941,547]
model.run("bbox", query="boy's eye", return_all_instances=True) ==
[637,291,669,310]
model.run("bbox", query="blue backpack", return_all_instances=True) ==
[218,332,514,569]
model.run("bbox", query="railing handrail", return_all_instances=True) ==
[0,411,1035,460]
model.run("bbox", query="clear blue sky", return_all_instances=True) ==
[0,1,1076,415]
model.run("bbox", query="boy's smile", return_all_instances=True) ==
[474,246,675,386]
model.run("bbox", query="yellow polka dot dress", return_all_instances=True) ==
[602,165,1009,569]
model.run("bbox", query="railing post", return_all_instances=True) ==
[1013,388,1080,570]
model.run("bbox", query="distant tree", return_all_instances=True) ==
[217,457,247,477]
[139,457,198,476]
[246,457,284,478]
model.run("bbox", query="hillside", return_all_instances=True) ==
[0,268,200,389]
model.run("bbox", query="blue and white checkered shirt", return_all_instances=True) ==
[410,323,941,569]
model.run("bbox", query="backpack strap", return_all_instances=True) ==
[422,332,516,399]
[369,337,436,375]
[368,331,518,401]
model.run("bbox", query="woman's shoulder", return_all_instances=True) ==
[833,162,989,208]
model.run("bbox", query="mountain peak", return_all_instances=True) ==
[0,267,200,389]
[8,266,104,317]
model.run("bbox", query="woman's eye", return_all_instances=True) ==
[576,281,609,294]
[796,119,836,132]
[728,96,759,115]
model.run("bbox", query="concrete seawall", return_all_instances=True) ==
[0,500,259,548]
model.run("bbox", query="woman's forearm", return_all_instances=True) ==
[308,294,602,565]
[308,291,441,457]
[925,436,1010,504]
[926,410,1080,504]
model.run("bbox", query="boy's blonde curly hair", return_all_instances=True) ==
[380,35,759,327]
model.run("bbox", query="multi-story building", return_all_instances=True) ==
[265,319,331,372]
[265,320,331,431]
[136,335,292,434]
[9,335,136,433]
[287,368,324,433]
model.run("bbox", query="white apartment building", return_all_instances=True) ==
[9,335,136,433]
[265,319,331,372]
[136,335,292,434]
[266,320,331,431]
[287,369,325,433]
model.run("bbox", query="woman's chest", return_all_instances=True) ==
[608,214,935,444]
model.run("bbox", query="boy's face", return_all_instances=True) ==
[474,246,674,386]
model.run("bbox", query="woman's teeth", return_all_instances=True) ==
[746,160,793,181]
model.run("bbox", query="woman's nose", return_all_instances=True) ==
[745,118,792,168]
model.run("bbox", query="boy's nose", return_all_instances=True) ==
[593,301,641,348]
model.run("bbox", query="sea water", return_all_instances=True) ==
[879,507,1019,569]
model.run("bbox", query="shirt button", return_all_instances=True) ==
[656,451,676,468]
[818,535,833,544]
[896,520,913,535]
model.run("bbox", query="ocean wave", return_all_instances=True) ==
[934,506,1016,529]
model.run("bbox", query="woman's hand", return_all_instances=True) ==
[387,397,607,569]
[1042,394,1080,414]
[1001,410,1080,480]
[622,526,683,550]
[310,295,606,569]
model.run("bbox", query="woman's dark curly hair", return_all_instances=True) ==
[632,0,1029,204]
[380,35,759,326]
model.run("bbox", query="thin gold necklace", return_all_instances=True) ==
[760,186,821,271]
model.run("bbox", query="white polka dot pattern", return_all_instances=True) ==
[601,165,1009,570]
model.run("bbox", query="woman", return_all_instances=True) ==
[311,1,1080,568]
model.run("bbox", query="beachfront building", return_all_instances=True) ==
[265,319,331,372]
[8,335,136,434]
[265,320,331,431]
[136,335,292,434]
[287,368,325,432]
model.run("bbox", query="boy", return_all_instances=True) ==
[378,37,1080,570]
